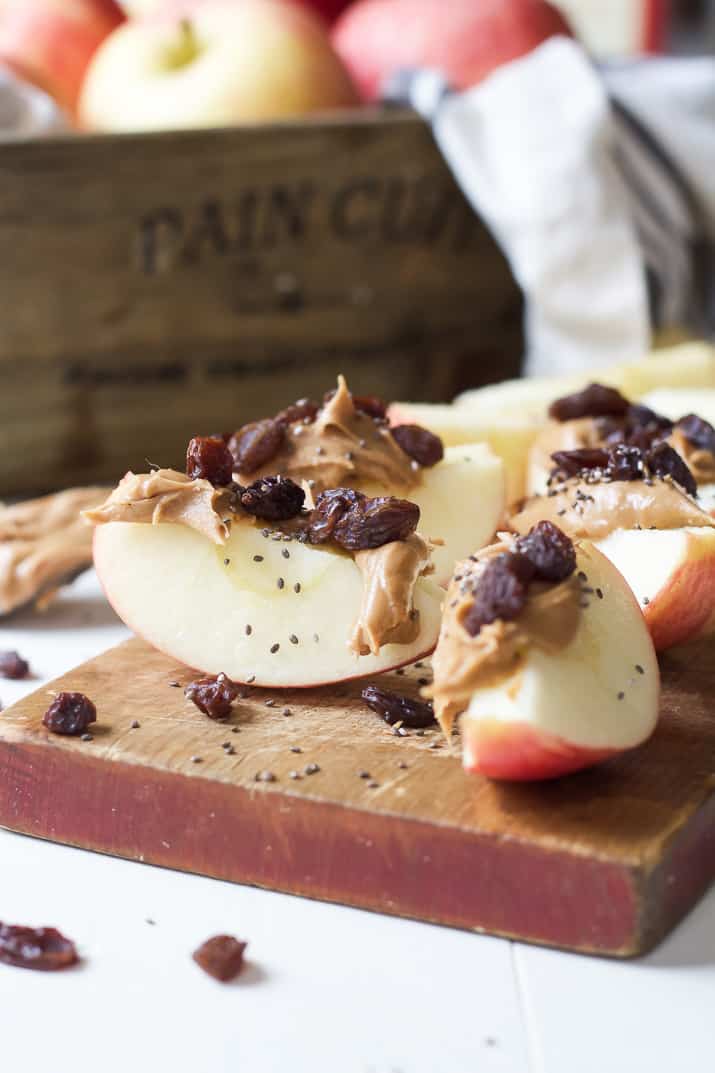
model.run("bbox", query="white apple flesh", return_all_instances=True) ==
[594,526,715,651]
[461,542,660,781]
[359,443,505,586]
[93,520,444,686]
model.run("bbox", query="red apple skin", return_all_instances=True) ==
[0,0,125,117]
[462,718,619,782]
[332,0,573,101]
[141,0,351,25]
[644,544,715,652]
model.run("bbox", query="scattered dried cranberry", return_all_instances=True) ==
[186,435,234,486]
[550,447,610,478]
[185,673,240,719]
[192,935,247,982]
[647,441,697,496]
[240,476,305,521]
[608,443,645,481]
[229,418,284,474]
[463,553,535,637]
[548,383,630,422]
[0,650,29,679]
[42,692,96,736]
[677,413,715,455]
[515,521,577,582]
[308,489,419,551]
[323,389,388,421]
[0,923,78,971]
[390,424,444,467]
[275,398,319,426]
[361,685,436,728]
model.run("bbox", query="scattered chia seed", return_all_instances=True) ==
[225,746,236,756]
[277,578,285,590]
[415,662,424,669]
[294,582,301,594]
[304,763,320,775]
[265,699,276,707]
[289,771,301,780]
[80,733,93,742]
[245,624,253,636]
[290,746,302,753]
[253,555,264,563]
[222,741,231,749]
[395,668,405,676]
[246,675,256,684]
[345,451,355,461]
[367,780,380,789]
[617,691,625,700]
[313,633,319,643]
[429,742,441,750]
[191,755,203,763]
[262,529,269,538]
[596,588,604,599]
[169,682,180,688]
[272,533,282,542]
[256,770,276,783]
[635,664,644,674]
[282,548,290,559]
[643,597,650,605]
[270,644,280,654]
[398,761,408,770]
[130,720,140,729]
[231,727,240,734]
[358,770,371,779]
[289,635,299,645]
[418,677,429,686]
[282,708,293,717]
[394,727,408,737]
[577,571,587,582]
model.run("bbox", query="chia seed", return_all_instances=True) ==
[277,578,285,590]
[294,583,301,594]
[270,644,280,654]
[304,763,320,775]
[191,755,202,763]
[245,624,252,636]
[290,746,302,754]
[289,634,299,645]
[255,770,276,783]
[635,664,644,674]
[130,720,140,729]
[282,549,290,559]
[253,555,264,563]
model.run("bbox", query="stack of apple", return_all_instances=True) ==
[0,0,573,132]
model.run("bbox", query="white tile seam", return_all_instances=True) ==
[511,943,545,1073]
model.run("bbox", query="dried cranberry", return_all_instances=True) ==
[240,476,305,521]
[0,650,29,679]
[515,521,577,583]
[229,418,284,474]
[193,935,247,982]
[275,398,319,426]
[607,443,645,481]
[390,424,444,467]
[647,441,697,496]
[548,383,630,422]
[185,674,240,719]
[323,389,388,421]
[0,923,78,971]
[43,692,96,736]
[308,489,419,550]
[186,435,234,486]
[677,413,715,455]
[550,447,610,478]
[463,553,535,637]
[361,685,436,728]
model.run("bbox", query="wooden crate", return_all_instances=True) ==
[0,110,522,496]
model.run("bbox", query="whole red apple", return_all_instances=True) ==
[0,0,125,117]
[332,0,573,101]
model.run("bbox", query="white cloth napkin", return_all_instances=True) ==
[0,66,67,138]
[389,38,715,377]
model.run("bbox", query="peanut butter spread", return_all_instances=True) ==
[0,486,110,615]
[510,477,715,541]
[668,428,715,485]
[350,533,433,656]
[529,418,600,483]
[429,540,581,735]
[87,468,432,658]
[237,376,418,493]
[84,469,235,545]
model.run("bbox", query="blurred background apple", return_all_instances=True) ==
[120,0,352,24]
[0,0,125,117]
[80,0,359,131]
[332,0,573,101]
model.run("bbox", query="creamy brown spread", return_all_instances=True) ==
[510,476,715,541]
[87,465,433,657]
[668,428,715,485]
[350,533,432,656]
[529,418,601,485]
[429,540,581,734]
[84,469,235,546]
[0,486,110,615]
[237,376,418,493]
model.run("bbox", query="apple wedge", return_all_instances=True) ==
[360,442,504,585]
[388,402,537,503]
[594,527,715,652]
[639,388,715,426]
[459,543,660,781]
[94,520,444,686]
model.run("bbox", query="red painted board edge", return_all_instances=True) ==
[0,739,711,957]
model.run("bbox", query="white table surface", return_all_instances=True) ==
[1,571,713,1073]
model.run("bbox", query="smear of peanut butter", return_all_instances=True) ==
[0,486,111,615]
[668,428,715,485]
[84,469,235,546]
[350,533,433,656]
[510,476,715,541]
[237,375,418,493]
[429,541,581,735]
[528,418,600,489]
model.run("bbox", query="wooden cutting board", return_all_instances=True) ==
[0,637,713,958]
